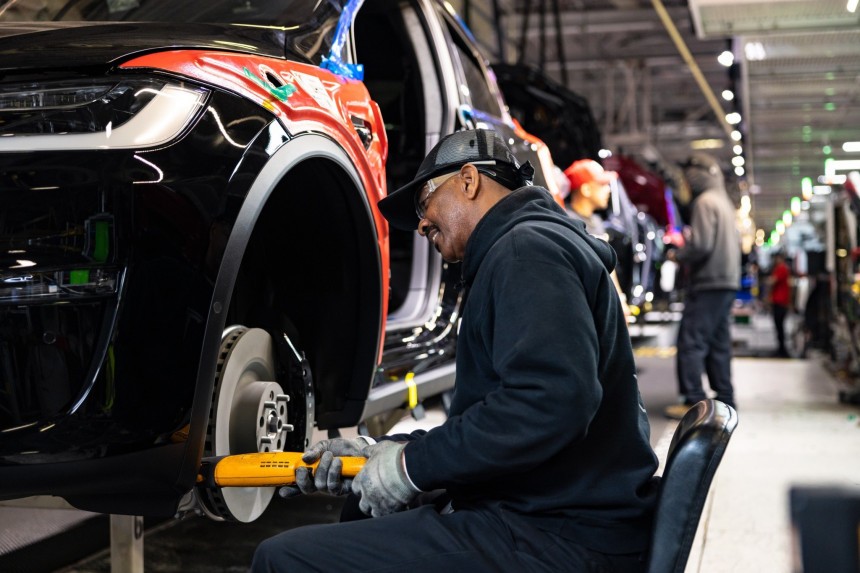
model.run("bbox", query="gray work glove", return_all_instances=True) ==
[279,437,372,499]
[352,441,421,517]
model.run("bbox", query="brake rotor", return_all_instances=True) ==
[198,326,293,522]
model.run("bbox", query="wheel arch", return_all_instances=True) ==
[177,133,383,492]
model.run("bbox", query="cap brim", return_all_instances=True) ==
[379,165,468,231]
[378,178,424,231]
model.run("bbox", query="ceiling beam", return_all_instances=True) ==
[650,0,735,141]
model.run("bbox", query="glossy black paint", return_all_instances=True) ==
[0,89,278,468]
[0,0,349,71]
[0,0,551,518]
[0,23,287,71]
[0,0,352,70]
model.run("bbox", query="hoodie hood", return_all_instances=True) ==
[462,186,617,285]
[684,151,725,197]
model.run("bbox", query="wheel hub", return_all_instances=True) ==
[199,326,296,522]
[231,380,292,453]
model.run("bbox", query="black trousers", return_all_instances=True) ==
[251,497,647,573]
[773,303,788,354]
[675,289,736,407]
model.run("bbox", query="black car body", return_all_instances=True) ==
[0,0,553,522]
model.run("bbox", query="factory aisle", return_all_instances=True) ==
[680,355,860,573]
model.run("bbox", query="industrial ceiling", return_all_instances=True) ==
[454,0,860,241]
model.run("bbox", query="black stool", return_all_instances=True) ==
[647,399,738,573]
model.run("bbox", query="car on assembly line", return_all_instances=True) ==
[0,0,556,524]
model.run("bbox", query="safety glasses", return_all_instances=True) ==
[415,172,458,220]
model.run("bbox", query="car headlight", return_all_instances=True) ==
[0,77,209,151]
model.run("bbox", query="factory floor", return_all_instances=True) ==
[1,312,858,573]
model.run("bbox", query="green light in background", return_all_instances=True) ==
[823,145,832,155]
[791,197,801,216]
[824,102,836,111]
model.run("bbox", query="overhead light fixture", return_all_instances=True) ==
[718,51,734,67]
[735,166,745,176]
[726,112,742,124]
[731,130,742,141]
[732,156,745,167]
[813,186,833,195]
[722,90,734,101]
[776,220,785,235]
[744,42,766,61]
[802,177,813,200]
[849,0,858,14]
[691,138,724,149]
[844,141,860,152]
[820,174,848,185]
[783,211,792,226]
[598,148,613,158]
[825,158,860,175]
[791,196,801,216]
[733,145,743,155]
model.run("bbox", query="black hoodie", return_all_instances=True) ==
[402,187,659,554]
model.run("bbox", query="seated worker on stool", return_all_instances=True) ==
[251,130,659,573]
[564,158,631,321]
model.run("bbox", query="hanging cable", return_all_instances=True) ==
[538,0,547,72]
[491,0,505,61]
[517,0,532,65]
[552,0,567,87]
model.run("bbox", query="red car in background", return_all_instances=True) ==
[603,155,684,314]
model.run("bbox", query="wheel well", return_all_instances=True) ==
[227,157,381,429]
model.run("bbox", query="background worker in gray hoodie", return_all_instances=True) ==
[664,152,741,420]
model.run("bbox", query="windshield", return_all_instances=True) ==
[0,0,337,26]
[0,0,350,66]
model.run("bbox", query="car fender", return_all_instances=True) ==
[120,51,390,279]
[173,133,384,492]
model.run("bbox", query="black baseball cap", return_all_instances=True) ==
[378,129,534,230]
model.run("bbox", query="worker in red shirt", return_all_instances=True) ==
[768,251,792,358]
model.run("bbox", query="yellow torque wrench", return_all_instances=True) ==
[198,452,366,488]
